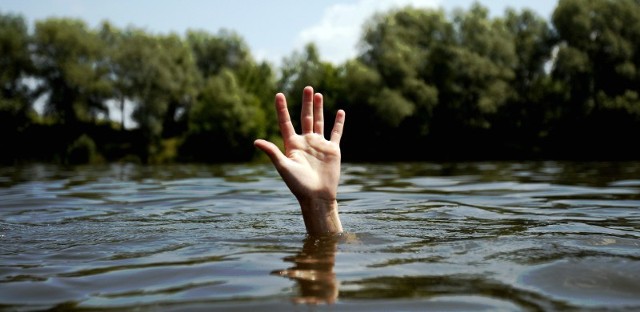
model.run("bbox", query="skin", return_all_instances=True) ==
[254,86,344,235]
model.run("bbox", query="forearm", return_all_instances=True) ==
[298,198,343,235]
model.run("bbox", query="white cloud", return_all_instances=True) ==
[296,0,440,64]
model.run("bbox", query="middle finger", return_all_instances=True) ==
[313,92,324,136]
[301,86,314,134]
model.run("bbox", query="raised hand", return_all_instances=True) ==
[254,86,345,235]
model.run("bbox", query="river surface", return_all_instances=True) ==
[1,162,639,311]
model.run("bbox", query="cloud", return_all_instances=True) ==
[296,0,440,64]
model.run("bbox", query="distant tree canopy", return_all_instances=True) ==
[1,0,640,164]
[1,14,34,131]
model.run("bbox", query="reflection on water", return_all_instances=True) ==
[272,235,341,304]
[0,162,640,310]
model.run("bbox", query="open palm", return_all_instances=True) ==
[254,86,345,234]
[254,86,345,202]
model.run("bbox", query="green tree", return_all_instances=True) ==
[0,13,34,162]
[187,30,277,141]
[101,28,199,161]
[181,69,266,162]
[32,18,112,125]
[553,0,640,106]
[187,29,252,79]
[358,7,444,130]
[431,4,516,135]
[0,13,32,108]
[491,8,558,156]
[112,29,167,159]
[99,22,130,130]
[348,4,527,159]
[156,34,199,138]
[278,43,345,134]
[551,0,640,157]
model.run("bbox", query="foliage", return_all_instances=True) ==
[3,0,640,163]
[180,69,267,162]
[548,0,640,157]
[66,134,98,164]
[0,13,35,163]
[187,29,277,145]
[0,13,32,104]
[32,18,112,125]
[278,43,346,134]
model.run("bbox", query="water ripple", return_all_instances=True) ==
[1,162,639,310]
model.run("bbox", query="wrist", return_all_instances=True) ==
[298,197,343,235]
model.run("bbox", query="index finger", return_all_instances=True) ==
[275,93,296,139]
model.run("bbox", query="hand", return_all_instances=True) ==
[254,86,345,235]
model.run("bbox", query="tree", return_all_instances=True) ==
[187,29,252,79]
[111,29,168,159]
[491,8,558,156]
[431,4,516,135]
[553,0,640,104]
[99,28,200,161]
[351,5,525,159]
[278,43,345,134]
[156,34,199,138]
[0,13,33,124]
[0,13,35,162]
[181,69,266,162]
[358,7,443,130]
[32,18,111,125]
[551,0,640,157]
[99,22,130,130]
[187,30,277,141]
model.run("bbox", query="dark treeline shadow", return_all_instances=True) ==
[2,0,640,164]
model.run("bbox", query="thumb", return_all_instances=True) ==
[254,139,286,166]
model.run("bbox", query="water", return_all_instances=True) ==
[1,162,639,311]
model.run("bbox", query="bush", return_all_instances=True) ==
[66,134,98,164]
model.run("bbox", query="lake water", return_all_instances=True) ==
[1,162,639,311]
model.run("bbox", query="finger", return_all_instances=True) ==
[275,93,296,140]
[330,109,345,144]
[254,139,286,167]
[313,93,324,136]
[301,86,314,134]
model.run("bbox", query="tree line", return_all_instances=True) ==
[1,0,639,164]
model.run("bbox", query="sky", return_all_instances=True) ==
[2,0,558,66]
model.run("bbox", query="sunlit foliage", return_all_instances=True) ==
[2,0,640,163]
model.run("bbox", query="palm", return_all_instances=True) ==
[281,133,341,201]
[254,86,345,202]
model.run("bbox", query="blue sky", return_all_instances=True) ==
[2,0,557,65]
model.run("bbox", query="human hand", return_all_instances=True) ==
[254,86,345,235]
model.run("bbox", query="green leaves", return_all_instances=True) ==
[0,13,33,126]
[3,0,640,163]
[33,18,111,124]
[547,0,640,156]
[181,69,266,162]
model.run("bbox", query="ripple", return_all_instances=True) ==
[519,257,640,308]
[1,162,640,310]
